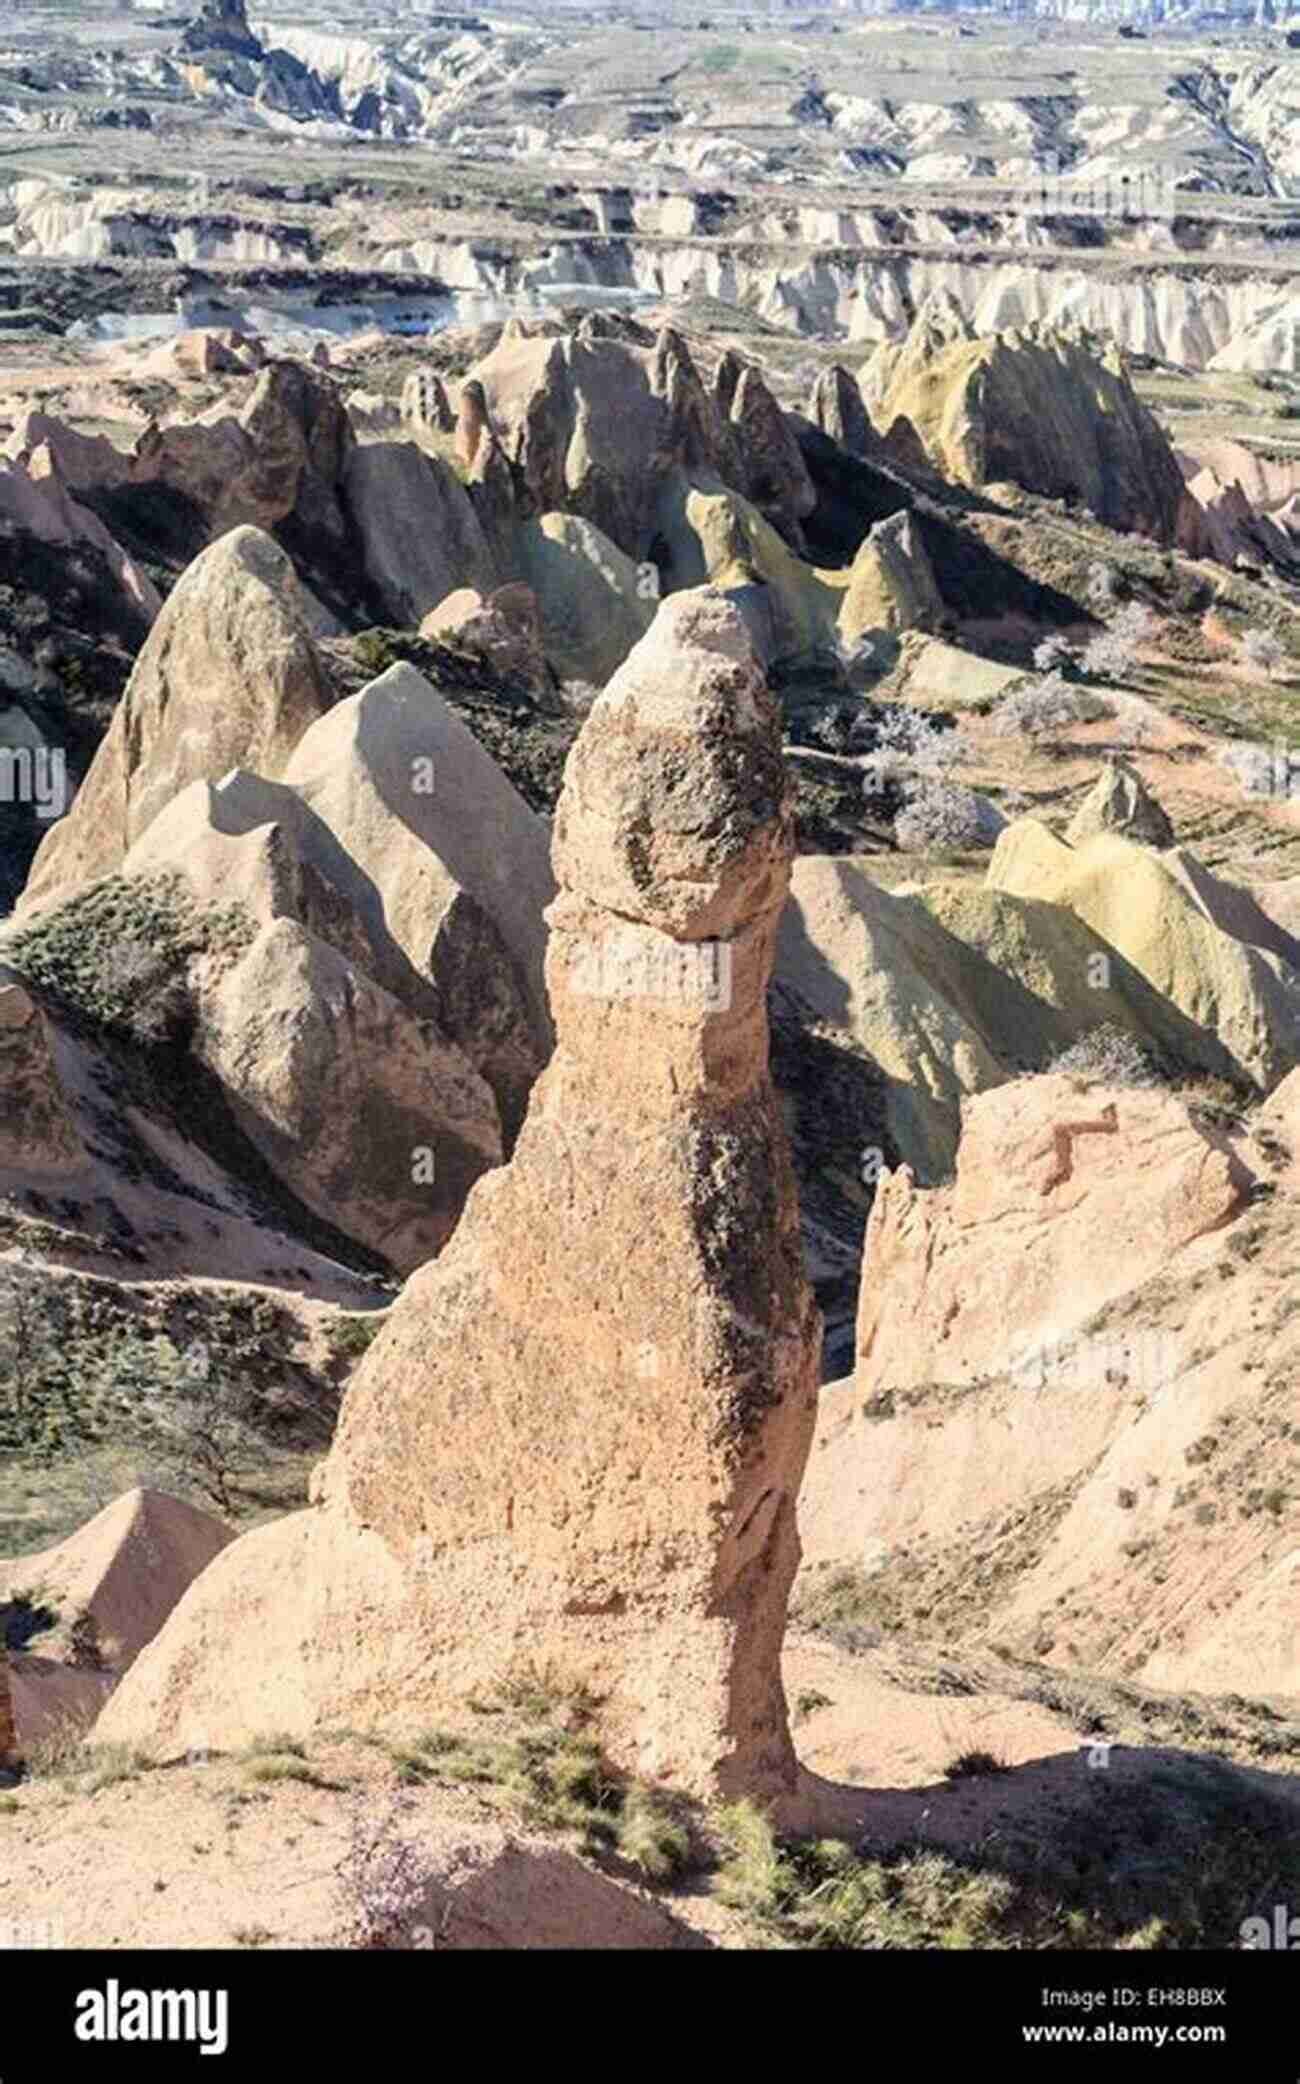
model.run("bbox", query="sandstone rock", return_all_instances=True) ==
[282,661,555,1141]
[341,442,497,626]
[237,359,353,548]
[468,324,726,563]
[5,736,511,1282]
[179,0,262,57]
[454,377,491,475]
[0,454,159,625]
[128,411,252,534]
[516,511,655,686]
[727,364,816,551]
[800,1073,1251,1600]
[21,527,333,909]
[1066,756,1175,850]
[114,767,506,1271]
[879,413,934,478]
[837,509,943,641]
[885,633,1028,711]
[777,853,1021,1178]
[1,1487,233,1750]
[777,850,1244,1185]
[420,584,486,637]
[131,358,353,549]
[988,819,1300,1088]
[122,769,420,1000]
[155,328,264,381]
[3,412,132,496]
[1,1488,232,1679]
[808,364,878,459]
[0,976,83,1169]
[98,590,821,1819]
[862,298,1186,541]
[916,880,1239,1089]
[461,425,523,575]
[712,346,748,421]
[1176,466,1298,573]
[195,916,501,1273]
[1246,874,1300,949]
[344,389,402,438]
[419,582,552,695]
[656,482,838,668]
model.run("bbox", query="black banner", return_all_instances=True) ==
[0,1947,1290,2074]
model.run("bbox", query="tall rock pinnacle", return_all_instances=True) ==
[98,588,822,1815]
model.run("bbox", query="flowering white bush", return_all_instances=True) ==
[1032,634,1076,673]
[1049,1023,1160,1088]
[1081,601,1157,682]
[334,1796,435,1949]
[1086,561,1120,611]
[1241,628,1286,679]
[990,671,1113,737]
[860,707,960,794]
[894,779,985,852]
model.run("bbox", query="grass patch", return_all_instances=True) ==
[22,1718,149,1794]
[0,871,250,1047]
[790,1565,885,1651]
[242,1755,338,1789]
[944,1749,1011,1782]
[239,1733,342,1790]
[716,1808,1018,1949]
[326,1313,387,1371]
[384,1718,696,1884]
[713,1759,1300,1949]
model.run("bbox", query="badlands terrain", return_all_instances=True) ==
[0,0,1297,1963]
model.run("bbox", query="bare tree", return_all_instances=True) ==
[163,1341,257,1516]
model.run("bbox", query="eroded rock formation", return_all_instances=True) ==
[1066,756,1175,850]
[798,1070,1300,1696]
[97,589,822,1814]
[862,295,1187,541]
[21,526,333,910]
[807,363,879,461]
